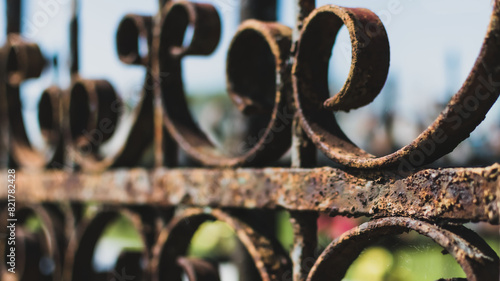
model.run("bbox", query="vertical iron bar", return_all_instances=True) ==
[155,0,177,167]
[290,3,318,280]
[6,0,21,34]
[5,0,21,168]
[297,0,315,26]
[70,0,79,76]
[240,0,277,22]
[291,0,316,168]
[289,211,318,281]
[292,114,316,168]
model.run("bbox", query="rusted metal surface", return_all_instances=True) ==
[307,217,500,281]
[2,164,499,224]
[1,0,498,170]
[3,206,496,281]
[291,113,317,168]
[299,6,390,111]
[293,2,500,170]
[1,0,500,280]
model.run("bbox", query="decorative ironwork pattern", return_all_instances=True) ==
[0,0,499,280]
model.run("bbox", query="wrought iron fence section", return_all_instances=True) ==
[0,0,499,280]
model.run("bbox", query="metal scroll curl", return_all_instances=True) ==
[65,14,156,172]
[0,204,66,281]
[307,217,499,281]
[306,217,500,281]
[157,1,292,167]
[0,13,156,172]
[293,3,500,171]
[62,207,160,281]
[151,208,292,281]
[0,35,64,170]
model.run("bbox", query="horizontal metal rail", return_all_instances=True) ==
[2,164,499,223]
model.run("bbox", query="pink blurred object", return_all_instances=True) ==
[317,214,360,239]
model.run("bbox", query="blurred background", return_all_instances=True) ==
[2,0,499,280]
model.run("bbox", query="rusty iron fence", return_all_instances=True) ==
[0,0,499,280]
